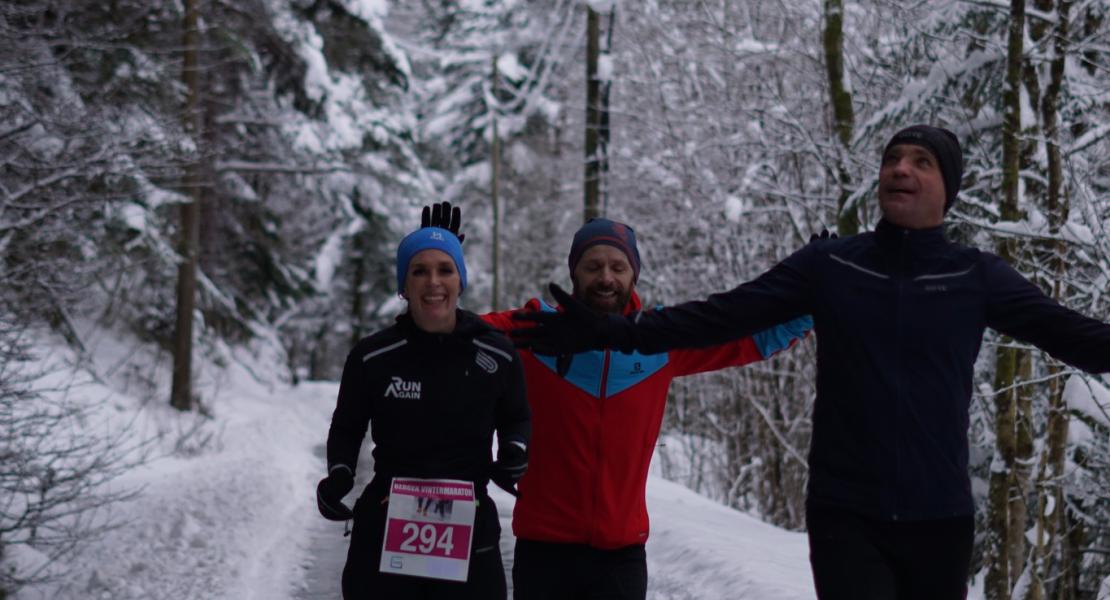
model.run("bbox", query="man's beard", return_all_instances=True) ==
[573,281,631,314]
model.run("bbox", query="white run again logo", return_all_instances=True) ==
[475,350,498,374]
[384,376,422,399]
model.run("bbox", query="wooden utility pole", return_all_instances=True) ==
[583,6,601,222]
[171,0,202,411]
[599,7,615,215]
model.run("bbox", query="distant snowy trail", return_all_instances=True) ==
[293,441,353,600]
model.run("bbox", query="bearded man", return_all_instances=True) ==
[425,206,812,600]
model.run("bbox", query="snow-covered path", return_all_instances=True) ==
[295,476,816,600]
[294,515,348,600]
[292,439,350,600]
[15,363,817,600]
[286,380,815,599]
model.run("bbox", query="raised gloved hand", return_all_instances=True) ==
[420,201,465,243]
[511,284,613,356]
[809,228,838,243]
[490,436,528,497]
[316,466,355,521]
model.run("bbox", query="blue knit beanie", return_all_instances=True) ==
[567,218,641,281]
[396,227,467,293]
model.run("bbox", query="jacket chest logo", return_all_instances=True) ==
[475,350,498,374]
[384,376,422,399]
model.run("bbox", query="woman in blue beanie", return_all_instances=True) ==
[316,226,531,599]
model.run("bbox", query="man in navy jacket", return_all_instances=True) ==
[514,125,1110,600]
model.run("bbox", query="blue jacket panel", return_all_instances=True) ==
[530,300,670,398]
[531,301,810,398]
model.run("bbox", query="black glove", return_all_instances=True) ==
[490,437,528,497]
[420,201,465,243]
[809,228,838,243]
[316,466,354,521]
[511,284,612,355]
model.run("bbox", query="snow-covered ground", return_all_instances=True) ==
[10,330,333,600]
[9,331,986,599]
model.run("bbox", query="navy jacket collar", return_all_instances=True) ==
[875,219,947,257]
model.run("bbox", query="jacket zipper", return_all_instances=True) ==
[892,229,908,520]
[591,349,612,545]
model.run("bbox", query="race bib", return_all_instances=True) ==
[380,478,476,581]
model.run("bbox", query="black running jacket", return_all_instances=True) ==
[602,220,1110,520]
[326,310,531,499]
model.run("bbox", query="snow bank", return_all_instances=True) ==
[14,330,335,600]
[644,477,814,599]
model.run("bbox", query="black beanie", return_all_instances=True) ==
[883,125,963,212]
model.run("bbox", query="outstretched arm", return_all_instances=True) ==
[514,245,818,356]
[481,308,524,333]
[668,314,813,376]
[984,254,1110,373]
[612,253,815,354]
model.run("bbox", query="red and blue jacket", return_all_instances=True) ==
[481,292,811,549]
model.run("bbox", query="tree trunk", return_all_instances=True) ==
[822,0,858,235]
[986,1,1027,597]
[1025,3,1071,599]
[309,324,329,382]
[987,345,1016,600]
[171,0,203,411]
[350,217,367,350]
[349,191,377,349]
[583,6,601,222]
[1011,350,1034,585]
[491,54,502,311]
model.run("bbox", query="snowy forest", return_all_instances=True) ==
[1,0,1109,598]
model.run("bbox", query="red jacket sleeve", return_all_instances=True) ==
[667,337,766,376]
[488,299,783,376]
[481,308,519,333]
[482,298,547,334]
